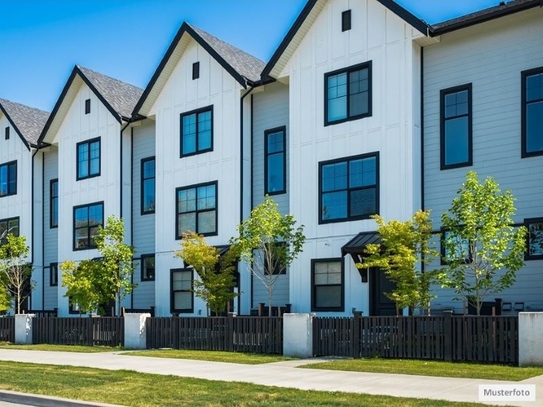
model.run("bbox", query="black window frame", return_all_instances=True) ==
[0,160,17,197]
[0,217,19,243]
[141,157,155,215]
[342,10,352,32]
[50,179,59,228]
[4,127,9,140]
[176,181,218,238]
[192,62,200,80]
[525,217,543,260]
[180,105,213,157]
[324,61,372,126]
[72,201,104,251]
[76,137,101,180]
[440,228,471,266]
[440,84,473,170]
[319,152,379,224]
[521,67,543,158]
[141,254,155,281]
[311,258,344,312]
[264,126,287,195]
[50,263,58,287]
[171,268,194,313]
[85,99,91,114]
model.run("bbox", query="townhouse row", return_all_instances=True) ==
[1,0,542,317]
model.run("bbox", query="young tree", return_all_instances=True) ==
[61,215,135,315]
[0,234,33,314]
[231,196,305,316]
[357,210,439,315]
[439,171,526,315]
[177,231,238,316]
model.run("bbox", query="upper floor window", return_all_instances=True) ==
[50,179,58,228]
[141,157,155,214]
[319,153,378,224]
[85,99,91,114]
[50,263,58,287]
[522,68,543,157]
[192,62,200,80]
[441,229,471,265]
[325,62,371,125]
[525,218,543,260]
[265,127,286,195]
[311,258,344,312]
[0,217,19,242]
[441,84,472,169]
[342,10,352,32]
[0,161,17,197]
[4,127,9,140]
[180,106,213,157]
[77,138,100,180]
[73,202,103,250]
[176,182,217,238]
[141,254,155,281]
[171,268,193,313]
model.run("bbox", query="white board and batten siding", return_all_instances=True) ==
[423,9,543,312]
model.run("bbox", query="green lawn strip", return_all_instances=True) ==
[0,361,486,407]
[0,343,120,353]
[301,358,543,381]
[122,349,294,364]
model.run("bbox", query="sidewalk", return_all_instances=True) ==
[0,349,541,406]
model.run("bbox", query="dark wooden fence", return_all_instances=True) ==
[33,317,124,347]
[313,313,518,364]
[0,317,14,342]
[147,316,282,354]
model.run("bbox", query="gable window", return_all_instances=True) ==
[525,218,543,260]
[319,153,378,224]
[180,106,213,157]
[85,99,91,114]
[0,217,19,242]
[192,62,200,80]
[73,202,103,250]
[441,84,472,169]
[141,157,155,214]
[141,254,155,281]
[342,10,352,32]
[50,179,58,228]
[264,127,286,195]
[171,268,193,313]
[0,161,17,197]
[4,127,9,140]
[522,68,543,157]
[50,263,58,287]
[311,258,344,312]
[325,61,371,125]
[176,182,217,238]
[77,138,100,180]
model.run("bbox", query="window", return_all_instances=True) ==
[0,217,19,242]
[141,157,155,214]
[141,254,155,281]
[319,153,378,223]
[522,68,543,157]
[525,218,543,260]
[85,99,91,114]
[4,127,9,140]
[325,62,371,125]
[77,138,100,180]
[176,182,217,237]
[192,62,200,80]
[441,84,472,169]
[264,127,286,195]
[441,230,471,265]
[0,161,16,197]
[50,263,58,287]
[68,297,80,314]
[311,259,344,311]
[180,106,213,157]
[342,10,351,32]
[171,268,193,313]
[73,202,103,250]
[50,179,58,228]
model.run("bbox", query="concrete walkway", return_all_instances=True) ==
[0,350,541,406]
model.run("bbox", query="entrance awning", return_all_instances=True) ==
[341,232,381,282]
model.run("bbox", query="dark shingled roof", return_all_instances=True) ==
[0,98,49,146]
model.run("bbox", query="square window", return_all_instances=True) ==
[0,217,19,243]
[522,68,543,157]
[311,259,344,311]
[441,229,471,265]
[180,106,213,157]
[176,182,217,237]
[73,202,103,250]
[526,218,543,260]
[264,127,286,195]
[171,268,193,313]
[0,161,17,197]
[77,138,100,180]
[141,254,155,281]
[141,157,155,214]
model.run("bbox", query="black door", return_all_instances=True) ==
[370,268,397,316]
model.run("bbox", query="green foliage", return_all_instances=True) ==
[0,234,32,314]
[357,211,439,315]
[61,216,134,315]
[231,196,305,315]
[438,171,526,315]
[177,232,238,316]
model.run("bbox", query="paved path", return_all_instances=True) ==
[0,350,542,406]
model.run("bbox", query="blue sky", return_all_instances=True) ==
[0,0,501,112]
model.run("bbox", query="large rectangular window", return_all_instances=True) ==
[440,84,472,169]
[141,157,155,214]
[176,182,217,238]
[526,218,543,260]
[319,153,378,224]
[0,217,19,242]
[73,202,103,250]
[171,268,193,313]
[264,127,286,195]
[180,106,213,157]
[0,161,17,197]
[311,259,344,312]
[141,254,155,281]
[50,179,58,228]
[325,62,371,125]
[77,138,100,180]
[522,68,543,157]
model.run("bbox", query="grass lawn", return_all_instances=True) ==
[302,358,543,381]
[122,349,293,364]
[0,342,120,353]
[0,361,488,407]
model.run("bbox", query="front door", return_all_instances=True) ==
[369,268,397,316]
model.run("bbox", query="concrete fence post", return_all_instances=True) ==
[283,313,314,358]
[15,314,35,345]
[124,313,151,350]
[519,312,543,366]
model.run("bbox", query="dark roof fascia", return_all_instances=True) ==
[341,232,382,257]
[0,103,31,151]
[376,0,429,35]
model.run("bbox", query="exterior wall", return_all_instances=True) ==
[423,9,543,312]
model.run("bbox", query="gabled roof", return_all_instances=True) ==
[133,22,266,117]
[39,66,143,145]
[0,98,49,149]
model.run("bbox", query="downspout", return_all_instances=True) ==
[41,152,45,310]
[420,47,425,211]
[130,127,134,310]
[30,146,40,310]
